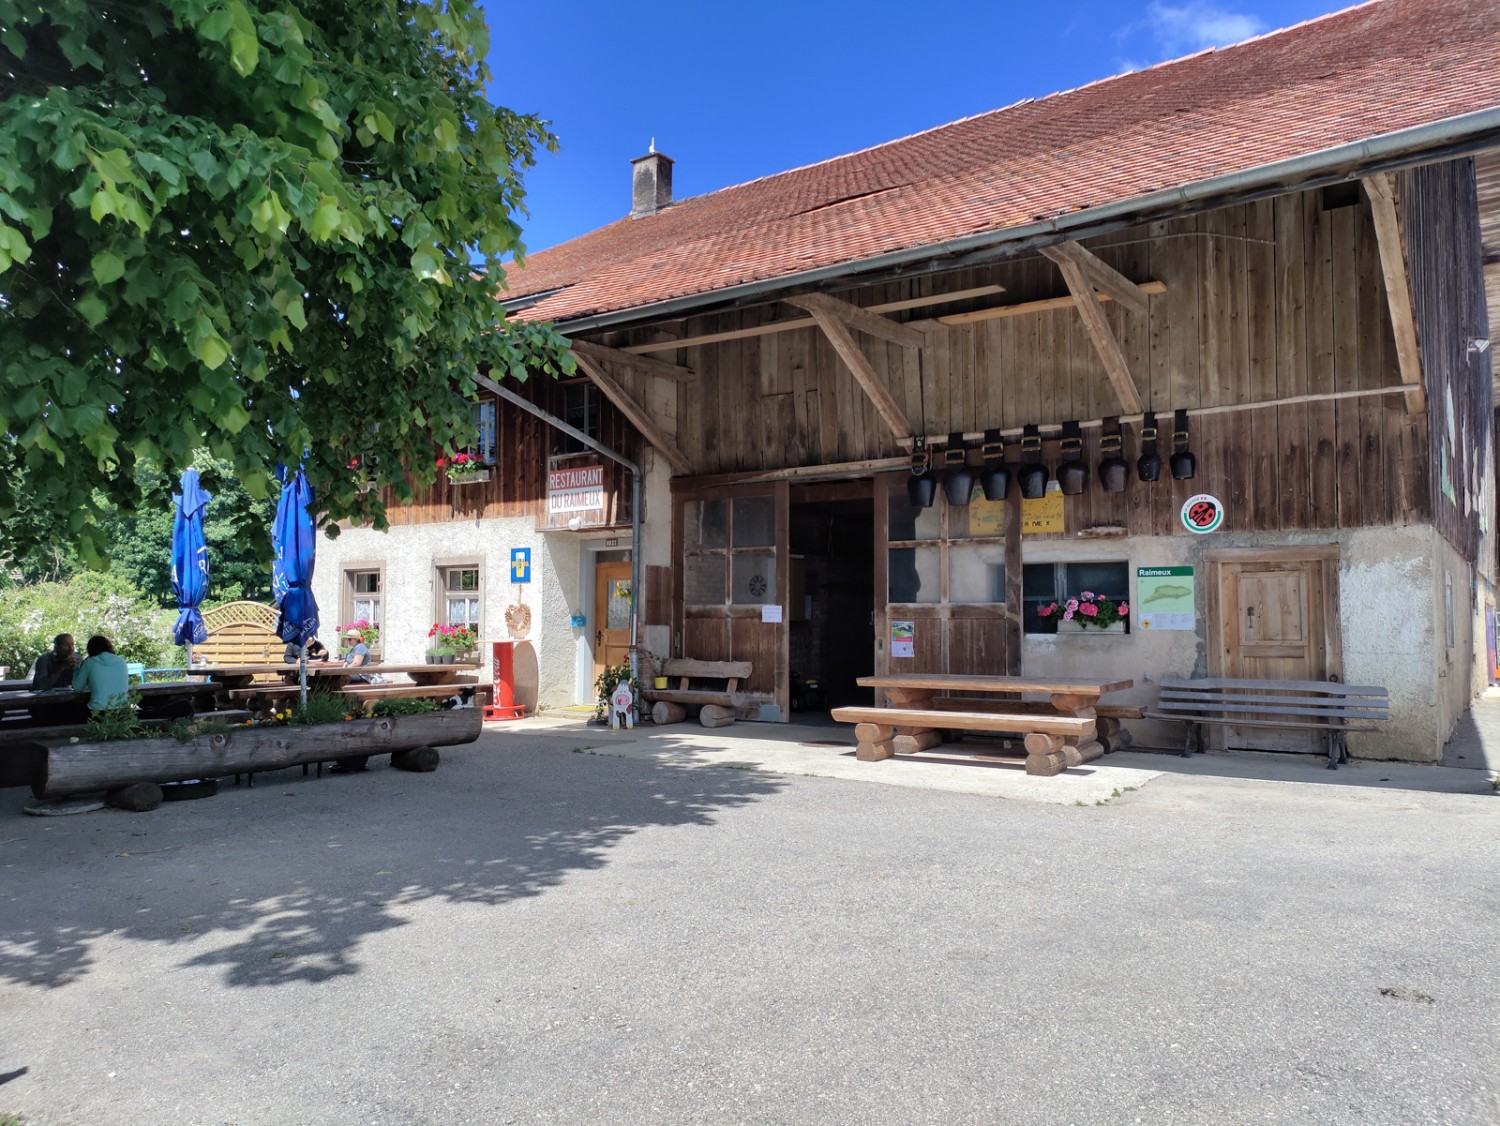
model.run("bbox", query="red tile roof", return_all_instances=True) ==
[505,0,1500,327]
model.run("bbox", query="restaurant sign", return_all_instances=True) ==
[547,463,604,514]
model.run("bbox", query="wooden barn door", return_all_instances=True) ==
[673,483,789,719]
[1206,547,1343,752]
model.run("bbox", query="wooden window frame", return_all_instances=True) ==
[341,563,385,632]
[434,556,484,634]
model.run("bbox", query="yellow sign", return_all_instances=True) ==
[967,486,1008,537]
[1020,484,1064,535]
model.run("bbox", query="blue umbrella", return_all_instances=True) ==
[271,466,319,705]
[171,468,212,665]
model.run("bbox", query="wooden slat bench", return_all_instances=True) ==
[830,706,1099,774]
[1145,677,1389,769]
[642,659,752,728]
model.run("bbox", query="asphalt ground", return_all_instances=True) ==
[1,718,1496,1125]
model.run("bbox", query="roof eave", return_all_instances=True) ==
[543,106,1500,337]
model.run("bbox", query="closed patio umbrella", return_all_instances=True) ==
[271,466,319,708]
[171,468,212,670]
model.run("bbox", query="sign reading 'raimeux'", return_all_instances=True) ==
[547,464,604,513]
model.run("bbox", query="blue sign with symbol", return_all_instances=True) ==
[510,547,531,583]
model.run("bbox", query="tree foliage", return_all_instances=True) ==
[0,571,176,674]
[0,0,573,566]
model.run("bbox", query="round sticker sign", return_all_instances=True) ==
[1180,493,1224,534]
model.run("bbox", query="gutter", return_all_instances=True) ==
[477,374,647,690]
[539,107,1500,336]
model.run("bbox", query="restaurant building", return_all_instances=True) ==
[324,0,1498,760]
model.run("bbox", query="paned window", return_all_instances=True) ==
[439,565,482,630]
[1022,561,1130,634]
[469,400,498,465]
[560,382,601,454]
[887,485,1006,605]
[342,568,383,631]
[683,496,776,607]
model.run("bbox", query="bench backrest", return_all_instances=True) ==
[1156,677,1389,720]
[661,659,752,682]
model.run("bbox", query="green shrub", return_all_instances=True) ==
[295,693,355,726]
[85,697,146,742]
[593,661,640,720]
[370,697,439,716]
[0,573,173,675]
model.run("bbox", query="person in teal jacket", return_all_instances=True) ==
[73,635,131,712]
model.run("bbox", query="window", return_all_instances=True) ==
[1023,561,1130,634]
[887,487,1006,605]
[342,568,383,631]
[561,382,601,454]
[683,495,776,607]
[438,564,482,631]
[468,400,497,465]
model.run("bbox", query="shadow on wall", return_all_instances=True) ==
[0,734,785,990]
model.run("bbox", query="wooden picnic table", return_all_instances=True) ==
[0,680,228,716]
[197,662,480,690]
[833,674,1134,776]
[0,677,35,693]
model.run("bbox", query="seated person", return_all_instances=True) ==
[73,634,131,712]
[283,637,331,663]
[27,632,86,722]
[31,633,80,690]
[343,628,372,682]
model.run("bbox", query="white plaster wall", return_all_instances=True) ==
[1019,525,1451,762]
[312,516,585,708]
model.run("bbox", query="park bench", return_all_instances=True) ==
[830,706,1099,773]
[642,658,752,728]
[1145,676,1389,769]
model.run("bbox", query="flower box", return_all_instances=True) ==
[1055,618,1127,635]
[447,468,490,486]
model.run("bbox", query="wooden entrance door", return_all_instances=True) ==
[594,561,634,682]
[1207,547,1342,752]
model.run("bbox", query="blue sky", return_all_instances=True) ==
[484,0,1357,256]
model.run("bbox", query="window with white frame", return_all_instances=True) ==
[469,400,497,465]
[343,568,383,631]
[438,564,482,630]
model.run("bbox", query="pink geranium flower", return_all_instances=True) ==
[1062,610,1074,620]
[1119,603,1130,615]
[1065,599,1079,612]
[1080,602,1099,617]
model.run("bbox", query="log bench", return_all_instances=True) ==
[1145,677,1389,769]
[0,712,254,788]
[928,697,1142,753]
[829,706,1099,776]
[642,659,752,728]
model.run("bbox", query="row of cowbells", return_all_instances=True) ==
[907,409,1197,508]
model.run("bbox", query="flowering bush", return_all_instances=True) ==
[1036,591,1130,630]
[427,623,477,654]
[339,618,380,650]
[0,573,173,674]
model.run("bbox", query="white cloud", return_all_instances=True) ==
[1146,1,1267,54]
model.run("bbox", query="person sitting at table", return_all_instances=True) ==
[342,627,373,683]
[283,637,331,664]
[31,633,80,691]
[73,634,131,712]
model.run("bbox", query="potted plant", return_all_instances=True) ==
[339,619,381,660]
[1036,592,1130,633]
[427,623,478,664]
[646,651,669,690]
[440,452,490,486]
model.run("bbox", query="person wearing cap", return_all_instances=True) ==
[342,628,372,680]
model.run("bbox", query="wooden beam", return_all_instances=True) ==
[782,292,927,349]
[802,306,912,438]
[621,285,1004,355]
[915,281,1168,328]
[1039,242,1151,314]
[571,351,695,476]
[571,339,695,383]
[1052,256,1145,414]
[1362,173,1427,414]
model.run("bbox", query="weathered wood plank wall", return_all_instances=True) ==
[381,375,639,527]
[606,183,1431,537]
[1399,158,1493,564]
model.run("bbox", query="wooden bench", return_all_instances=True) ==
[642,659,752,728]
[0,712,253,789]
[928,697,1142,752]
[1145,677,1389,769]
[829,706,1099,774]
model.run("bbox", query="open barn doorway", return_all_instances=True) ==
[788,483,876,715]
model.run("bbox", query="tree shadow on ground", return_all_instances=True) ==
[0,734,785,990]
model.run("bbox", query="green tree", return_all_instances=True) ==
[0,0,572,567]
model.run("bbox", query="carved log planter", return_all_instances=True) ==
[32,709,483,800]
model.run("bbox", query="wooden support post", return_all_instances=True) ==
[1023,732,1064,755]
[1048,255,1146,414]
[391,747,440,772]
[562,353,696,476]
[1024,751,1067,776]
[571,339,695,383]
[652,701,687,725]
[800,305,914,438]
[893,730,943,755]
[698,703,735,728]
[783,292,928,349]
[1361,172,1427,414]
[856,738,896,762]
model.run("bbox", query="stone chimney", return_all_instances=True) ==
[631,143,673,218]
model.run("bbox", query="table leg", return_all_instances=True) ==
[892,729,942,755]
[883,687,935,709]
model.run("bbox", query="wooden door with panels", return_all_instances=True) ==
[1205,547,1343,752]
[593,561,634,683]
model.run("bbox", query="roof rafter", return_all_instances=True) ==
[800,306,913,438]
[782,292,927,349]
[1039,242,1151,315]
[570,350,695,476]
[571,339,695,383]
[1050,256,1145,415]
[1362,172,1427,414]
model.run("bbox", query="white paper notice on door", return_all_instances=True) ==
[891,620,915,658]
[761,604,783,623]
